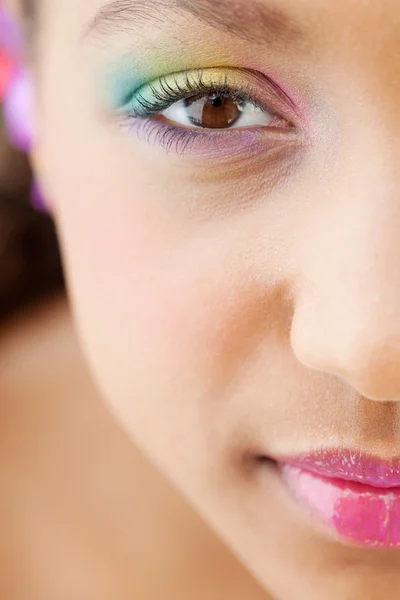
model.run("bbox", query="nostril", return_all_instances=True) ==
[255,455,272,465]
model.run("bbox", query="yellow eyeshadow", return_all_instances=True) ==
[131,67,259,109]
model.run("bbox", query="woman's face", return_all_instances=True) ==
[27,0,400,597]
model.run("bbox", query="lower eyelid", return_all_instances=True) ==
[118,119,304,206]
[122,116,299,158]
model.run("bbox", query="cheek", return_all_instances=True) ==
[45,140,271,466]
[55,159,257,424]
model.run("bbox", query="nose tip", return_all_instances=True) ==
[290,307,400,403]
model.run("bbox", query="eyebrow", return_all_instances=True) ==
[85,0,304,46]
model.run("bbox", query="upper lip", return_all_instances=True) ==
[271,449,400,489]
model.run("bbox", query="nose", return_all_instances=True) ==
[290,157,400,402]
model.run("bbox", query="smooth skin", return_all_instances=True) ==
[8,0,400,598]
[0,295,267,599]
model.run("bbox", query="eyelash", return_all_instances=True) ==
[120,69,296,156]
[129,70,264,116]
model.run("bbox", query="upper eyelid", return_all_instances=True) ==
[124,68,300,121]
[132,74,263,112]
[136,68,298,107]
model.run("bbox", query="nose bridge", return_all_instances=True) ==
[291,133,400,402]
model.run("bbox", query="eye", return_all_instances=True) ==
[124,68,295,133]
[158,93,277,130]
[120,68,298,155]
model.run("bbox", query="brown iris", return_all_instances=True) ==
[185,94,244,129]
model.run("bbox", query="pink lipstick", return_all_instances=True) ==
[275,450,400,549]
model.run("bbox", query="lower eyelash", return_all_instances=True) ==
[123,116,274,157]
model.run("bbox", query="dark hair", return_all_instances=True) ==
[0,121,64,321]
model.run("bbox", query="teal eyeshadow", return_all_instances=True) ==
[103,63,149,109]
[100,56,192,109]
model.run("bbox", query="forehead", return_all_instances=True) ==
[35,0,400,78]
[41,0,400,33]
[38,0,400,76]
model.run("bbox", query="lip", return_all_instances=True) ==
[275,449,400,488]
[270,449,400,549]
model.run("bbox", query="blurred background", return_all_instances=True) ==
[0,101,63,321]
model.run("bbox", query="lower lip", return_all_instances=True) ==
[279,464,400,549]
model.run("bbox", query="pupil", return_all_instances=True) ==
[211,96,223,108]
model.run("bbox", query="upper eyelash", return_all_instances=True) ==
[126,69,267,119]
